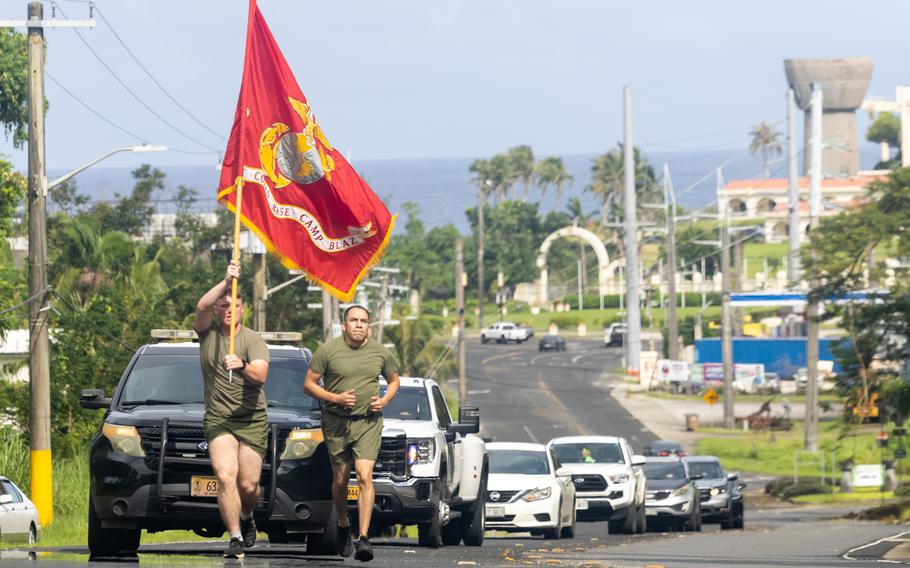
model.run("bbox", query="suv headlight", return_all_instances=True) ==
[522,487,552,502]
[709,486,728,496]
[609,474,630,484]
[102,423,145,457]
[672,485,689,497]
[280,429,324,460]
[407,438,435,465]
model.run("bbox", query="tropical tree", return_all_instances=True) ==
[535,156,573,205]
[0,29,29,148]
[507,145,535,201]
[586,144,660,240]
[749,121,783,178]
[565,197,597,288]
[866,112,901,169]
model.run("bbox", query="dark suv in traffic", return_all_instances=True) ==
[80,331,336,558]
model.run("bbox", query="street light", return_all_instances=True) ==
[46,144,168,192]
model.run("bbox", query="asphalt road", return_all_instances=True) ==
[2,337,908,567]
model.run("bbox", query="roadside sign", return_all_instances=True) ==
[851,464,884,488]
[895,448,907,459]
[703,389,719,405]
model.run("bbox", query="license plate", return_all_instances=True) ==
[486,506,505,518]
[347,485,360,501]
[190,476,219,497]
[575,499,589,510]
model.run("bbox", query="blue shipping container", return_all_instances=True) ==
[695,338,846,378]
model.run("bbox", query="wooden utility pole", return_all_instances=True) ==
[477,190,486,331]
[252,252,266,331]
[322,290,333,341]
[455,238,466,402]
[374,274,389,343]
[663,164,679,360]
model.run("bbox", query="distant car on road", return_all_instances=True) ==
[684,456,745,529]
[643,440,686,458]
[547,436,647,535]
[604,323,627,347]
[485,442,576,539]
[642,457,701,532]
[0,476,39,546]
[481,322,532,344]
[538,335,566,352]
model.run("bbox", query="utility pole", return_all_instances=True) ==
[374,274,389,343]
[577,260,583,311]
[663,163,679,360]
[252,252,266,331]
[623,86,641,376]
[718,168,735,429]
[322,291,333,341]
[787,88,802,283]
[733,236,744,335]
[1,3,93,528]
[455,238,466,403]
[477,187,487,332]
[805,82,823,452]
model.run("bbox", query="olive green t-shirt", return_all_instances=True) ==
[198,321,270,419]
[309,337,400,417]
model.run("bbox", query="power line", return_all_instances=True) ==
[50,290,137,353]
[52,4,222,153]
[0,287,50,318]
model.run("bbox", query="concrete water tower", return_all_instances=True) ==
[784,57,873,176]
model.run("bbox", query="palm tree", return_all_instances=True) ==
[749,122,783,178]
[536,156,573,205]
[507,145,535,201]
[587,144,659,227]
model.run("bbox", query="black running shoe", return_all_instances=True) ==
[354,536,374,562]
[224,537,244,559]
[240,516,257,548]
[336,522,353,557]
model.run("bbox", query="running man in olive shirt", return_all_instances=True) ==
[194,260,270,559]
[305,305,400,562]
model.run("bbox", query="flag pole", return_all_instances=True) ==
[229,177,244,383]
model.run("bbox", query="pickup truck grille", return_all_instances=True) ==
[374,437,407,478]
[486,490,521,503]
[572,474,608,492]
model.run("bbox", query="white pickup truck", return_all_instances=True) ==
[547,435,647,534]
[359,377,488,548]
[480,321,532,344]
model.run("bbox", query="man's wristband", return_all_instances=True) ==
[240,359,247,370]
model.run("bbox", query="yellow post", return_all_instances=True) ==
[30,449,52,525]
[229,178,244,361]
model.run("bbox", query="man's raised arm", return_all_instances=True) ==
[195,260,239,333]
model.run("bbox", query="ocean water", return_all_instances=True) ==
[46,148,880,231]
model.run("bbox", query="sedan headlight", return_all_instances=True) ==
[609,474,630,484]
[407,438,435,465]
[280,428,324,460]
[709,486,727,496]
[522,487,553,502]
[102,423,145,457]
[671,485,690,497]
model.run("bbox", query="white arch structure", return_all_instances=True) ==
[535,225,611,305]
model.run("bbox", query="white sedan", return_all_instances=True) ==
[484,442,576,539]
[0,476,40,546]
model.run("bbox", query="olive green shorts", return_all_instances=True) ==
[204,410,268,458]
[321,411,383,466]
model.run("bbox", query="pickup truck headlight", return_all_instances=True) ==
[281,429,324,460]
[672,485,690,497]
[609,474,630,484]
[407,438,435,465]
[522,487,552,502]
[102,423,145,457]
[709,486,727,496]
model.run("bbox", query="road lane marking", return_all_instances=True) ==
[537,375,590,435]
[571,353,585,364]
[523,425,540,443]
[843,530,910,561]
[467,389,491,395]
[480,351,522,366]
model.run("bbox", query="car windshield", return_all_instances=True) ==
[119,353,319,413]
[380,385,431,421]
[649,441,682,454]
[551,442,624,464]
[687,461,724,479]
[643,462,687,480]
[488,450,551,475]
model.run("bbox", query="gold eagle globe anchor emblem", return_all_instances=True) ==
[259,97,337,186]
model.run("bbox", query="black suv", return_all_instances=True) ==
[80,332,336,558]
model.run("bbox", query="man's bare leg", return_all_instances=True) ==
[236,442,263,515]
[354,459,376,537]
[331,462,353,527]
[209,435,241,535]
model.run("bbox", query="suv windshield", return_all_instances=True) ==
[687,461,724,479]
[119,353,319,413]
[551,442,624,464]
[643,461,687,480]
[380,385,431,421]
[488,450,550,475]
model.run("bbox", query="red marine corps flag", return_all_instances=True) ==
[218,0,395,301]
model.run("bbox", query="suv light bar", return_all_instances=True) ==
[150,329,302,342]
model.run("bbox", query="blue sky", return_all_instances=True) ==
[2,0,907,171]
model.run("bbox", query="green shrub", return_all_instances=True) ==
[781,482,832,500]
[548,314,583,328]
[895,484,910,498]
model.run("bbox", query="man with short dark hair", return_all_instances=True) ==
[305,305,400,562]
[195,260,270,559]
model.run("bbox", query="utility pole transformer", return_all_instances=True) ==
[787,89,801,283]
[455,238,466,403]
[663,164,679,360]
[805,83,823,452]
[623,86,641,376]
